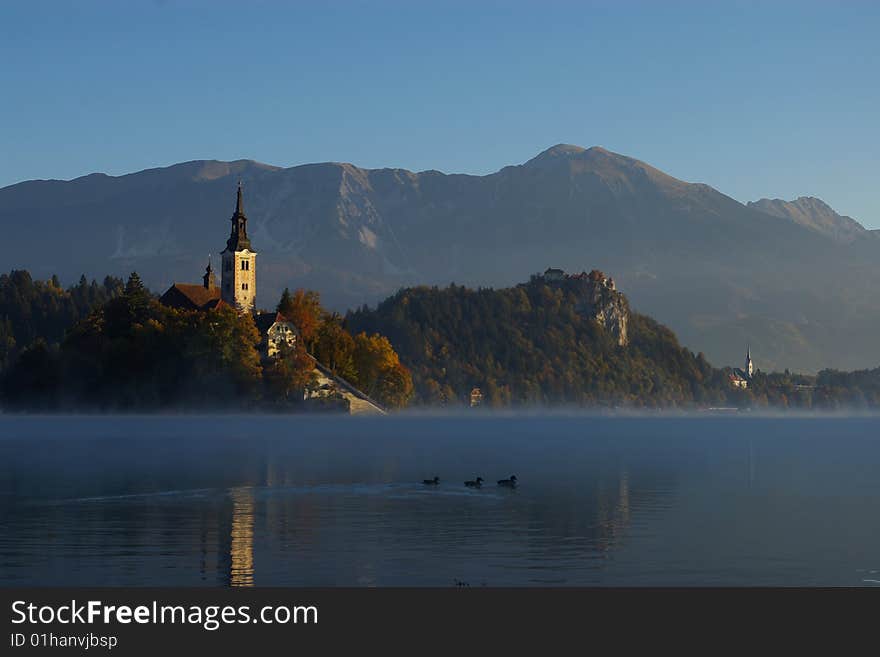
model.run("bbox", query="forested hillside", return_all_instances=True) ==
[347,276,728,407]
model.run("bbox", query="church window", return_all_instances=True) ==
[241,261,249,271]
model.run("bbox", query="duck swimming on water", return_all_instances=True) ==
[464,477,484,488]
[497,475,517,487]
[423,476,440,485]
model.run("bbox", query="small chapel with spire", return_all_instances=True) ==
[730,346,755,389]
[159,183,257,313]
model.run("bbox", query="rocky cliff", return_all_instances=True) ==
[542,269,629,346]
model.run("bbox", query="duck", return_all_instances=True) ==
[464,477,484,488]
[422,476,440,486]
[497,475,517,487]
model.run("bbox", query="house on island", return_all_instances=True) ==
[729,347,754,389]
[255,311,298,358]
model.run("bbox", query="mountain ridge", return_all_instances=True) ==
[2,145,879,373]
[748,196,868,243]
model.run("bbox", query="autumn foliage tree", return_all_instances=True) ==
[277,288,322,348]
[351,332,413,408]
[312,313,357,381]
[264,340,317,404]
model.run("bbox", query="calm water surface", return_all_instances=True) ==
[1,414,878,586]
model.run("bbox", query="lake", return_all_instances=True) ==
[1,414,878,586]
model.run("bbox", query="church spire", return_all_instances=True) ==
[235,179,244,216]
[226,180,251,251]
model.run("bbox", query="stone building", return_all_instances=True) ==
[161,183,257,313]
[255,312,298,358]
[221,182,257,313]
[159,259,224,311]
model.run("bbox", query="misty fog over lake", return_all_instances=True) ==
[1,414,879,586]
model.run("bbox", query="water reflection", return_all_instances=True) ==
[228,488,255,587]
[2,415,880,585]
[594,470,631,554]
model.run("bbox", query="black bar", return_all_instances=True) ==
[1,588,874,654]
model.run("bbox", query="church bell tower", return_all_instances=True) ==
[221,182,257,313]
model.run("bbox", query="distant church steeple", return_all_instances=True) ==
[745,345,754,378]
[203,255,216,290]
[221,181,257,313]
[235,180,244,214]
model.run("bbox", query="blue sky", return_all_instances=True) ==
[1,1,878,226]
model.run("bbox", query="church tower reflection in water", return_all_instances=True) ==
[228,487,255,587]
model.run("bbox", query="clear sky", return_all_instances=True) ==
[2,0,878,226]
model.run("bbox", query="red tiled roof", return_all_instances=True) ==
[159,283,222,311]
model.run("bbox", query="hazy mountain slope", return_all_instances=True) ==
[748,196,867,243]
[2,145,880,373]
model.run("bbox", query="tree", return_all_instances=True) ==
[375,361,414,409]
[277,288,322,348]
[1,338,60,408]
[102,272,156,339]
[0,317,15,371]
[351,332,394,388]
[350,332,413,408]
[313,314,357,381]
[264,341,317,404]
[123,271,151,316]
[172,305,263,401]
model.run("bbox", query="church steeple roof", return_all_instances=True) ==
[225,180,252,252]
[235,180,245,216]
[203,255,216,290]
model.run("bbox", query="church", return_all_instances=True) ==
[729,347,754,389]
[157,184,385,414]
[159,183,299,359]
[160,182,257,313]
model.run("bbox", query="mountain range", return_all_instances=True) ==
[2,144,878,373]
